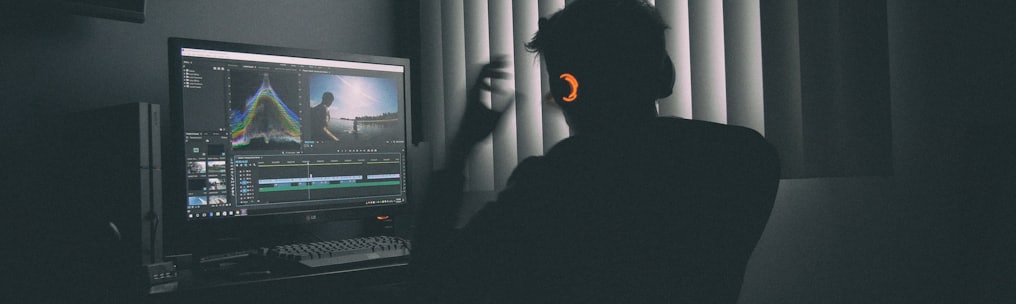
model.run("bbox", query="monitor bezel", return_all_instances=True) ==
[165,37,413,254]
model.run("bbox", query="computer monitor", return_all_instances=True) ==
[165,38,413,252]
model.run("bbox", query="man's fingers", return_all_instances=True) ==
[479,69,512,81]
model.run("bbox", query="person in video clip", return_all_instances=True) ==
[311,91,340,142]
[411,0,781,303]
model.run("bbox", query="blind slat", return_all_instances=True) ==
[513,0,544,161]
[464,0,495,191]
[689,0,727,123]
[490,0,519,190]
[422,0,446,169]
[724,0,765,134]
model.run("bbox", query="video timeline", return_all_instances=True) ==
[236,153,402,202]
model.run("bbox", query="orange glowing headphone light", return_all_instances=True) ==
[559,73,579,102]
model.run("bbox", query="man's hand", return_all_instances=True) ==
[453,58,513,148]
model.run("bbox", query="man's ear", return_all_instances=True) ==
[657,54,675,98]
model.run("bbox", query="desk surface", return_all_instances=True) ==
[147,259,411,304]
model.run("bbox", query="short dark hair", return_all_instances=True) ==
[526,0,668,76]
[322,92,334,105]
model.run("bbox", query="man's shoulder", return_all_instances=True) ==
[503,155,550,188]
[659,116,765,143]
[656,117,778,167]
[537,117,778,182]
[547,117,770,155]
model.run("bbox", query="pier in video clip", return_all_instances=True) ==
[206,160,226,174]
[307,74,400,145]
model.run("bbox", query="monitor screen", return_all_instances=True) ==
[166,38,411,232]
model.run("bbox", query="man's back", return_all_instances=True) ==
[310,104,328,140]
[428,117,780,302]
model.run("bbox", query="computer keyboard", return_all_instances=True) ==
[264,236,411,269]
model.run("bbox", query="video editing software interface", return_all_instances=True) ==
[178,47,408,221]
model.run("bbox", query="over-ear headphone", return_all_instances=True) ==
[559,73,579,103]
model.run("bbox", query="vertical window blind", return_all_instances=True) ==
[421,0,766,191]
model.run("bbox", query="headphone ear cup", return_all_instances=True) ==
[559,73,579,103]
[657,54,675,98]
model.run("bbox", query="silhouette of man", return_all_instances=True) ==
[311,92,339,141]
[412,0,780,302]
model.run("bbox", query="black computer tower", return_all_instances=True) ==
[71,102,163,266]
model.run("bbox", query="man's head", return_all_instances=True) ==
[321,92,335,106]
[527,0,673,132]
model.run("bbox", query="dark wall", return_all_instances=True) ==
[743,1,1015,303]
[797,0,892,178]
[1,0,397,125]
[888,1,1015,303]
[1,0,401,301]
[762,0,893,178]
